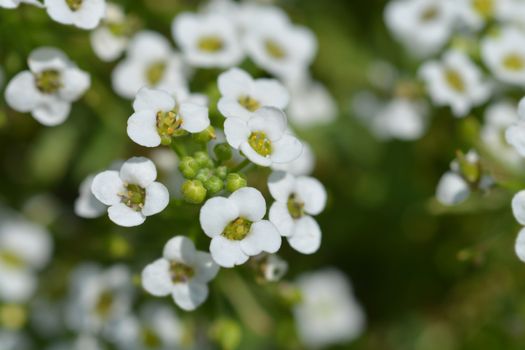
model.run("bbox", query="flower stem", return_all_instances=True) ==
[232,159,251,172]
[171,141,187,158]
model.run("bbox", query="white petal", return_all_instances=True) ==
[228,187,266,221]
[27,47,69,73]
[271,134,303,164]
[224,117,250,149]
[91,170,124,205]
[32,98,71,126]
[141,258,173,297]
[218,97,253,120]
[287,216,321,254]
[506,122,525,157]
[172,281,208,311]
[240,220,281,256]
[254,79,289,109]
[127,110,161,147]
[59,67,90,101]
[108,202,146,227]
[75,175,106,218]
[128,30,171,61]
[247,107,286,141]
[193,251,219,283]
[142,182,169,216]
[218,67,253,97]
[435,171,470,206]
[180,102,210,133]
[240,142,272,167]
[199,197,239,237]
[268,171,295,202]
[133,87,175,112]
[111,59,145,99]
[512,191,525,225]
[5,71,41,112]
[163,235,196,264]
[209,235,248,268]
[120,157,157,187]
[295,176,327,215]
[519,97,525,120]
[0,269,36,303]
[516,228,525,263]
[269,201,294,237]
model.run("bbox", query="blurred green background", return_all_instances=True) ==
[1,0,524,349]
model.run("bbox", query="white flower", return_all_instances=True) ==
[199,187,281,268]
[66,264,133,334]
[127,87,209,147]
[481,27,525,87]
[419,50,491,117]
[90,3,130,62]
[259,254,288,282]
[112,30,187,99]
[244,12,316,79]
[454,0,511,30]
[0,217,52,303]
[384,0,456,57]
[512,190,525,225]
[44,0,106,30]
[237,2,289,31]
[91,157,169,227]
[142,236,219,311]
[294,268,365,348]
[435,171,471,206]
[5,47,90,126]
[515,228,525,262]
[371,98,428,141]
[0,0,42,8]
[271,140,315,176]
[0,331,32,350]
[268,171,326,254]
[224,107,302,167]
[172,12,244,68]
[75,175,107,218]
[218,67,289,120]
[505,97,525,157]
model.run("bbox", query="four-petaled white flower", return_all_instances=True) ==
[268,171,326,254]
[172,12,243,68]
[142,236,219,311]
[45,0,106,30]
[218,67,289,120]
[5,47,90,126]
[127,87,210,147]
[0,0,42,8]
[91,157,169,227]
[90,3,131,62]
[482,26,525,87]
[112,30,187,99]
[199,187,282,268]
[371,97,428,141]
[505,97,525,157]
[224,107,302,167]
[419,50,491,117]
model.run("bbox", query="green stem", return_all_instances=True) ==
[171,141,187,158]
[232,159,251,173]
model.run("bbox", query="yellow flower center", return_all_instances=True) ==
[0,250,25,269]
[120,184,146,211]
[95,291,114,319]
[287,194,305,219]
[444,69,465,93]
[142,327,162,348]
[420,6,439,22]
[169,261,195,283]
[473,0,494,19]
[197,35,224,53]
[222,217,252,241]
[248,131,272,157]
[502,53,525,71]
[35,70,62,94]
[238,95,261,112]
[156,109,185,145]
[146,61,166,86]
[66,0,82,11]
[265,39,286,59]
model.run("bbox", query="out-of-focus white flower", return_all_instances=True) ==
[268,171,326,254]
[90,3,131,62]
[436,171,471,206]
[515,228,525,262]
[127,87,209,147]
[172,12,243,68]
[5,47,90,126]
[237,2,289,31]
[218,67,289,120]
[44,0,106,30]
[272,141,315,176]
[505,97,525,157]
[199,187,281,268]
[0,0,42,9]
[244,12,316,79]
[91,157,169,227]
[142,236,219,311]
[482,27,525,87]
[46,335,105,350]
[454,0,511,30]
[75,175,107,218]
[0,331,32,350]
[499,0,525,26]
[224,107,302,167]
[419,50,491,117]
[66,264,133,335]
[512,190,525,225]
[294,268,365,348]
[371,98,428,141]
[384,0,456,57]
[112,31,187,99]
[0,217,52,303]
[260,254,288,282]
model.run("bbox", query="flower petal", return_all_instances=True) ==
[193,251,220,283]
[180,102,210,133]
[224,117,250,149]
[506,121,525,157]
[172,281,208,311]
[240,220,281,256]
[209,235,248,268]
[287,216,321,254]
[295,176,326,215]
[271,134,303,164]
[127,110,161,147]
[108,202,146,227]
[162,236,196,264]
[516,228,525,263]
[142,182,169,216]
[248,107,286,141]
[254,79,289,109]
[228,187,266,221]
[0,268,36,303]
[120,157,157,187]
[141,258,173,297]
[27,46,70,73]
[435,171,470,206]
[133,87,175,112]
[75,175,106,218]
[91,170,125,205]
[269,201,294,237]
[59,67,90,101]
[199,197,239,237]
[5,71,41,112]
[268,171,295,202]
[218,67,253,97]
[218,97,253,120]
[32,98,71,126]
[240,142,272,167]
[512,190,525,225]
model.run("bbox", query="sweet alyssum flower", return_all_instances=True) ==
[268,171,326,254]
[0,217,52,303]
[384,0,456,57]
[172,12,243,68]
[272,140,315,176]
[224,107,303,167]
[217,67,289,120]
[5,47,90,126]
[371,97,428,141]
[142,236,219,311]
[0,0,42,8]
[90,3,133,62]
[127,87,209,147]
[199,187,281,268]
[294,268,365,349]
[455,0,510,31]
[112,30,187,99]
[481,26,525,87]
[419,50,491,117]
[44,0,106,30]
[505,97,525,157]
[91,157,169,227]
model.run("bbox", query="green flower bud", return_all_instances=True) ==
[194,151,214,169]
[205,175,224,195]
[213,143,232,162]
[215,165,228,179]
[178,156,199,179]
[181,180,207,204]
[196,168,213,183]
[193,126,216,143]
[225,173,247,192]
